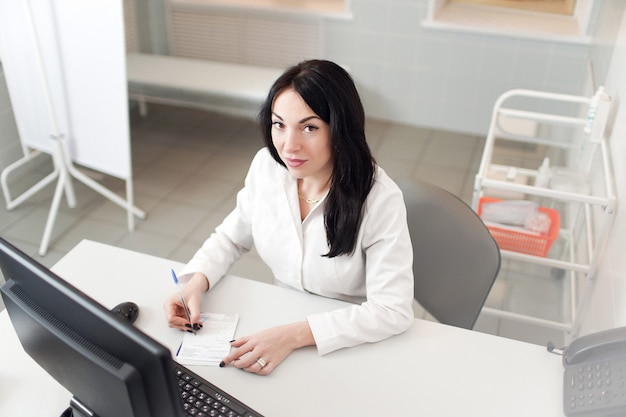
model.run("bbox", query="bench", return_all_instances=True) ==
[126,53,283,118]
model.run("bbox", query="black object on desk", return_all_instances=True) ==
[111,301,140,324]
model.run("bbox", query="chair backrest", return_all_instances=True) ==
[396,178,501,329]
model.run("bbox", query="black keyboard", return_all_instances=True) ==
[174,362,264,417]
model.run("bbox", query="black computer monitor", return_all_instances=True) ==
[0,237,185,417]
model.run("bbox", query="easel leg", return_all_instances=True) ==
[126,178,136,231]
[62,167,77,209]
[58,138,146,226]
[1,150,59,210]
[39,155,69,256]
[36,138,146,256]
[138,95,148,117]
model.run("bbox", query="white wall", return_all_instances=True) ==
[579,7,626,334]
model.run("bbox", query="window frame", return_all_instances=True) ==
[424,0,593,43]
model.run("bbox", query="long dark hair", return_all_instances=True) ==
[259,59,376,257]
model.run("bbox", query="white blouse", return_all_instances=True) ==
[180,148,414,355]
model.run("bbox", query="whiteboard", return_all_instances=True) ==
[0,0,131,180]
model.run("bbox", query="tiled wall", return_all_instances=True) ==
[324,0,590,134]
[586,0,626,92]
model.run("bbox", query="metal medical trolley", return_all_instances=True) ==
[472,87,616,339]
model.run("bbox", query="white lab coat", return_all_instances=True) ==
[180,148,414,355]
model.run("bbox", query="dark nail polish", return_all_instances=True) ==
[184,324,192,329]
[229,339,236,343]
[186,330,193,333]
[219,361,225,368]
[193,323,200,331]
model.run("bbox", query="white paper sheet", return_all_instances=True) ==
[175,312,239,366]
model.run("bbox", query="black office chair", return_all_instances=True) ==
[397,178,501,330]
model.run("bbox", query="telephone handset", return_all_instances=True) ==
[562,326,626,416]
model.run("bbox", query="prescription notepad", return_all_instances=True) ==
[175,312,239,366]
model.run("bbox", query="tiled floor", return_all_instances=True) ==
[0,104,565,347]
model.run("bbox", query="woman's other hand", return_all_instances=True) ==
[219,321,315,375]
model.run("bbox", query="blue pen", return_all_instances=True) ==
[171,269,195,335]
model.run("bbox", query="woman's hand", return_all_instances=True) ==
[220,321,315,375]
[164,272,209,332]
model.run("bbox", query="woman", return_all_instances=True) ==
[164,59,414,375]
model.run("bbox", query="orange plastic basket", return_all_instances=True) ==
[478,197,560,257]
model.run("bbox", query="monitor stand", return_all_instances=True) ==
[60,397,98,417]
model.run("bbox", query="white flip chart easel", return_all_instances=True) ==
[0,0,145,255]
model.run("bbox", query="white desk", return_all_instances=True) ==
[0,240,565,416]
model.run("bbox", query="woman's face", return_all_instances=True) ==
[271,88,333,182]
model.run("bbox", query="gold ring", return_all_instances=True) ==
[256,358,266,369]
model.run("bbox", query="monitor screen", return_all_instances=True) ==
[0,237,185,417]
